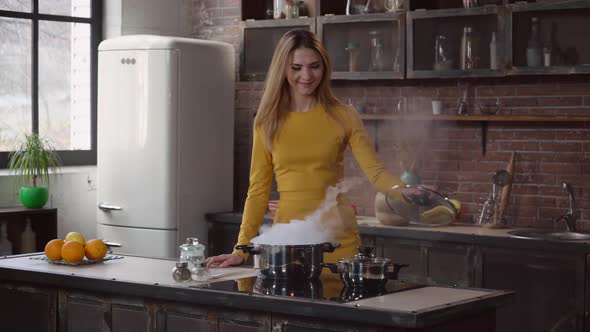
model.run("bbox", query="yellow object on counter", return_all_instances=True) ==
[421,205,455,225]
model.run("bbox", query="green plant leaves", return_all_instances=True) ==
[7,133,62,188]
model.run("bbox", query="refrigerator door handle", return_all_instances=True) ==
[98,203,123,211]
[103,241,122,248]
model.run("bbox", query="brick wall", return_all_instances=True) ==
[191,0,590,229]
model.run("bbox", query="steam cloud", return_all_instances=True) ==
[251,178,362,245]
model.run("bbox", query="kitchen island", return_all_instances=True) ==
[0,253,512,332]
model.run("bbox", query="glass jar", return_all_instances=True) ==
[172,261,192,282]
[194,262,210,282]
[179,237,205,274]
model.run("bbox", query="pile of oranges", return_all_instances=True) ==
[44,232,107,263]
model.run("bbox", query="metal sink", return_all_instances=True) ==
[508,230,590,241]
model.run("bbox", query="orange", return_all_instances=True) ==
[44,239,65,261]
[84,239,107,260]
[61,240,85,263]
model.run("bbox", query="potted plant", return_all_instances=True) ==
[8,133,62,209]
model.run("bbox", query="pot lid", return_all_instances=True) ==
[340,246,390,265]
[384,184,457,226]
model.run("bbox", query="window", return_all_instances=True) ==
[0,0,101,167]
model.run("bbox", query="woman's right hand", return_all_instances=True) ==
[206,254,245,268]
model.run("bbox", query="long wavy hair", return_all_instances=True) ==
[254,29,344,151]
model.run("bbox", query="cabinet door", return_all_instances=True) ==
[379,237,475,287]
[480,247,585,332]
[156,303,210,332]
[59,290,155,332]
[0,282,57,332]
[58,291,110,332]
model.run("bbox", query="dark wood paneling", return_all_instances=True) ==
[112,304,151,332]
[480,247,585,332]
[0,283,56,332]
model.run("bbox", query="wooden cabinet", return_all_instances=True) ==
[318,12,405,80]
[239,0,590,82]
[0,207,57,255]
[59,290,154,332]
[379,237,475,287]
[507,0,590,75]
[241,18,316,81]
[0,282,57,332]
[478,247,585,332]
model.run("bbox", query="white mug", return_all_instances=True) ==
[432,100,443,115]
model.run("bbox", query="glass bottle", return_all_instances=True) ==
[178,237,205,274]
[460,26,477,70]
[345,42,360,72]
[526,17,542,67]
[490,32,498,70]
[273,0,285,19]
[434,34,451,71]
[369,30,385,71]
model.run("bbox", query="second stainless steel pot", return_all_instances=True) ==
[324,246,408,288]
[235,242,339,280]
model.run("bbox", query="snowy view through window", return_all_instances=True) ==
[0,0,91,151]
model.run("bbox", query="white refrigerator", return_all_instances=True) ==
[96,35,235,259]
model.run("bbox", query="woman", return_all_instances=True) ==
[207,29,402,267]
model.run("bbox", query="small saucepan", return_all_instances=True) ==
[323,246,408,289]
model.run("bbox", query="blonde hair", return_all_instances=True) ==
[254,29,345,151]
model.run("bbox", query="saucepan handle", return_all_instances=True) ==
[234,245,260,255]
[385,262,409,280]
[321,242,341,253]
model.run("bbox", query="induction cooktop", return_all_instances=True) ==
[192,274,424,303]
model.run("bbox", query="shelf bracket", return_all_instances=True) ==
[481,121,488,156]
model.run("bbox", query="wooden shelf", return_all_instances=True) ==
[359,114,590,122]
[332,71,404,80]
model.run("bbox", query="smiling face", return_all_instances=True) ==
[286,47,324,99]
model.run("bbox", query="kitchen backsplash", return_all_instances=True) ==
[191,0,589,229]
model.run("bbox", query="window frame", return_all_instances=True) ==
[0,0,102,167]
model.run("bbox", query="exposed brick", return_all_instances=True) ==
[540,163,582,175]
[512,130,555,140]
[538,96,583,107]
[515,85,558,96]
[513,196,556,207]
[498,97,539,108]
[539,142,582,152]
[558,83,590,95]
[476,86,516,97]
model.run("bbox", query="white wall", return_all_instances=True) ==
[103,0,192,39]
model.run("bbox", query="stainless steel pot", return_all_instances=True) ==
[235,242,339,280]
[324,246,408,288]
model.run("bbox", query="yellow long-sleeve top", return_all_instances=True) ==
[232,103,401,259]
